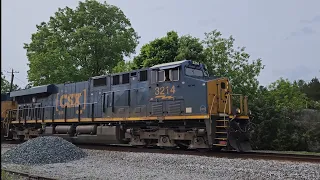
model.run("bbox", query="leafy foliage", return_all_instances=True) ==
[296,77,320,110]
[250,78,320,152]
[267,78,307,111]
[299,77,320,101]
[133,31,180,69]
[112,60,135,73]
[24,0,139,86]
[175,35,206,63]
[133,31,205,69]
[1,72,19,93]
[202,30,264,96]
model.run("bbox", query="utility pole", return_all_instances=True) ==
[7,69,19,92]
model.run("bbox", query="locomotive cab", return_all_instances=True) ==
[150,60,252,151]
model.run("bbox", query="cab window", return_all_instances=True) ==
[158,71,165,82]
[221,82,226,89]
[158,68,179,82]
[185,67,204,77]
[171,67,179,81]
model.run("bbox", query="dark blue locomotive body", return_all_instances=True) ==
[3,60,252,152]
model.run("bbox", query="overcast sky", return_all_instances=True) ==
[2,0,320,88]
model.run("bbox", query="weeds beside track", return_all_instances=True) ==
[1,169,57,180]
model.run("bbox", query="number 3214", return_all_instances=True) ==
[155,85,176,95]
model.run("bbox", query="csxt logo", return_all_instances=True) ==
[55,89,87,115]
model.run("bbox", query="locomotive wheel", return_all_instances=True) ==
[161,136,169,143]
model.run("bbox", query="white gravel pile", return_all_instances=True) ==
[1,136,87,165]
[1,148,320,180]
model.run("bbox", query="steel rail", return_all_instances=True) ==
[77,144,320,163]
[219,151,320,163]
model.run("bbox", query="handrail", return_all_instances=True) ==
[7,102,109,123]
[229,93,248,116]
[209,94,217,115]
[223,94,229,127]
[1,110,12,137]
[10,102,98,111]
[243,96,248,115]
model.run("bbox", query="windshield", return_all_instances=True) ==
[185,67,204,77]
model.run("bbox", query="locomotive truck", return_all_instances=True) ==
[1,60,253,152]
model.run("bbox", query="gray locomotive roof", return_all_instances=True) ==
[150,60,189,70]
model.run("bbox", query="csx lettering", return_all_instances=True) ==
[59,93,82,108]
[55,89,87,115]
[155,85,176,96]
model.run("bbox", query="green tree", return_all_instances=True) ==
[24,0,139,86]
[112,60,135,73]
[202,30,264,96]
[300,109,320,152]
[133,31,179,69]
[250,78,310,151]
[1,72,10,94]
[267,78,307,111]
[175,35,206,63]
[295,77,320,110]
[1,72,19,93]
[301,77,320,101]
[133,31,205,69]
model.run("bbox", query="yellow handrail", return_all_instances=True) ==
[229,94,248,116]
[209,94,216,115]
[223,94,229,128]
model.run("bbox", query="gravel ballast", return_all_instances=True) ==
[1,145,320,180]
[1,136,87,165]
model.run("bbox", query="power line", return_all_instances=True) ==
[6,69,19,92]
[14,76,27,85]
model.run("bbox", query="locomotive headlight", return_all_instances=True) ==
[236,108,241,114]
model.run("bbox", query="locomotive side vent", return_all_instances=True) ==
[151,102,163,116]
[168,101,182,115]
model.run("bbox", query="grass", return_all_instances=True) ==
[280,151,320,156]
[257,150,320,156]
[1,170,22,180]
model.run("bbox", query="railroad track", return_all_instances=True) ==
[2,169,57,180]
[225,151,320,163]
[76,144,320,163]
[2,141,320,164]
[1,142,319,179]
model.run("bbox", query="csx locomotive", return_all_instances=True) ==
[1,60,252,152]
